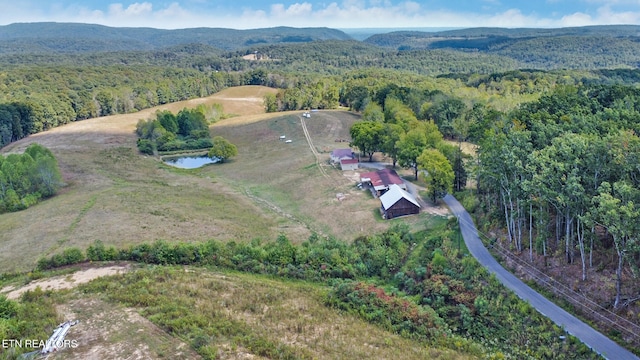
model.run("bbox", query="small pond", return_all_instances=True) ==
[163,155,219,169]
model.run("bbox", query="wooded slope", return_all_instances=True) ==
[0,22,353,53]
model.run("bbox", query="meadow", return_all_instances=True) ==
[0,89,469,358]
[12,265,470,360]
[0,86,437,273]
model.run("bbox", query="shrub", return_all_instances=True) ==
[137,138,154,155]
[0,295,17,319]
[61,247,84,265]
[36,247,85,270]
[327,281,446,339]
[86,240,118,261]
[158,139,187,152]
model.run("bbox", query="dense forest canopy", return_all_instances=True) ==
[476,84,640,309]
[364,25,640,70]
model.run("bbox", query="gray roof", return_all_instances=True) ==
[380,184,420,210]
[331,149,354,158]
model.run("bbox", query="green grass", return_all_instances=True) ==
[0,144,280,273]
[74,266,473,360]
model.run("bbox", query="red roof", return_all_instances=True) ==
[341,159,359,164]
[360,168,404,189]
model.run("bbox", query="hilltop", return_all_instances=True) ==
[2,23,640,69]
[0,22,352,53]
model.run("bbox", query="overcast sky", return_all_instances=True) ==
[2,1,640,30]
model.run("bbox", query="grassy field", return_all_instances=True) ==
[0,86,440,274]
[44,266,472,360]
[210,110,392,240]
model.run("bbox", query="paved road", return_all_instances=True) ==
[443,194,639,360]
[358,161,388,170]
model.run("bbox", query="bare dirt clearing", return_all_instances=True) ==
[52,297,200,360]
[1,264,130,300]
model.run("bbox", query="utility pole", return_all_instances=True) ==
[457,215,461,252]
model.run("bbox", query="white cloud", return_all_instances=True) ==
[108,2,153,17]
[271,3,314,18]
[2,1,640,30]
[593,4,640,24]
[559,12,596,27]
[556,4,640,27]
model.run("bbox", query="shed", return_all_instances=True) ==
[331,148,355,163]
[379,184,420,219]
[340,158,359,171]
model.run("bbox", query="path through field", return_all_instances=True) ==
[300,114,331,181]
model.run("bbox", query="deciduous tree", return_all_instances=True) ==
[349,121,383,162]
[418,149,454,203]
[208,136,238,163]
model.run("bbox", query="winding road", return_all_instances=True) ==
[326,139,635,358]
[443,194,639,360]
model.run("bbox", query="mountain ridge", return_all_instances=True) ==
[0,22,353,52]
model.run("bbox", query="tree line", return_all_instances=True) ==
[0,65,272,149]
[30,222,599,359]
[477,84,640,309]
[0,143,62,213]
[3,52,640,151]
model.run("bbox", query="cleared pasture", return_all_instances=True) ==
[0,87,436,274]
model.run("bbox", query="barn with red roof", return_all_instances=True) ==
[360,168,407,197]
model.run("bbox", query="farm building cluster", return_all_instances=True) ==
[330,148,359,171]
[331,148,421,220]
[360,168,407,196]
[359,168,420,219]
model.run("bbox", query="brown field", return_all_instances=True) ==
[45,267,472,360]
[0,86,438,274]
[0,86,282,273]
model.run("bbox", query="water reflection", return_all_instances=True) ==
[163,155,218,169]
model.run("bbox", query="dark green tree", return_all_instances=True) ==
[177,108,208,138]
[349,121,383,162]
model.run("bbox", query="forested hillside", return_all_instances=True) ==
[0,22,352,53]
[0,65,236,148]
[364,25,640,69]
[477,85,640,309]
